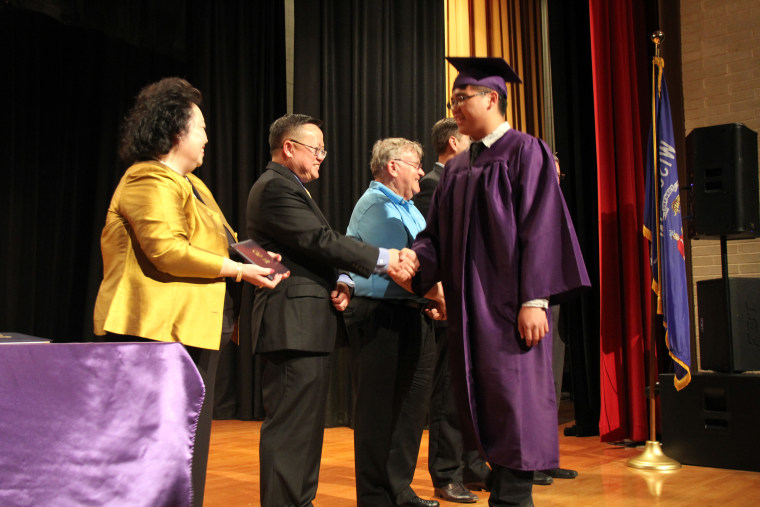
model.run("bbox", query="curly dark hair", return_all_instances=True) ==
[118,77,202,165]
[268,114,323,155]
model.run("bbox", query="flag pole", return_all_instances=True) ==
[627,30,681,471]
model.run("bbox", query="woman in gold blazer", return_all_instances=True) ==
[94,160,242,349]
[93,77,285,507]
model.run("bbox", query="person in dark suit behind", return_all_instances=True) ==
[415,118,470,217]
[417,119,491,504]
[246,114,416,507]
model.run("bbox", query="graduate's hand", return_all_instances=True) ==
[331,282,351,312]
[517,307,548,347]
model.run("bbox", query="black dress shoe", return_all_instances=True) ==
[399,496,440,507]
[463,480,490,492]
[434,483,478,503]
[543,467,578,479]
[532,470,553,485]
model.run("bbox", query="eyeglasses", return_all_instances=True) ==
[287,139,327,159]
[446,91,490,110]
[393,159,422,171]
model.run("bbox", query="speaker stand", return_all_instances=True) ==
[719,236,735,371]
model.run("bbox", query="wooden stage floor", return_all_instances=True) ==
[204,420,760,506]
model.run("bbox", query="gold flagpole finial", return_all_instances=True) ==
[651,30,665,57]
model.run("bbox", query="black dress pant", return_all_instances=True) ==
[258,350,332,507]
[344,297,436,506]
[489,466,533,506]
[428,324,491,487]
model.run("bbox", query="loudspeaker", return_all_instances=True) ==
[660,372,760,472]
[697,277,760,372]
[687,123,759,239]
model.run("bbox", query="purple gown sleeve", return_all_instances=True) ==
[514,138,590,304]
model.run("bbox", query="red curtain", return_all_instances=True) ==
[588,0,652,442]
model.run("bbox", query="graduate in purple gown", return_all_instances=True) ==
[394,57,590,506]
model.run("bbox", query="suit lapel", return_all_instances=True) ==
[268,162,331,227]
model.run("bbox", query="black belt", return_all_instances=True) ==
[393,299,426,310]
[353,296,426,311]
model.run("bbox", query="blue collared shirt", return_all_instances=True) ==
[347,181,427,300]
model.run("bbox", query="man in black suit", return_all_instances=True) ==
[247,114,416,507]
[417,119,491,504]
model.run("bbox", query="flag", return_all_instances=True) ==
[643,57,691,390]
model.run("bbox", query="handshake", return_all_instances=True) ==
[387,247,419,282]
[387,248,446,321]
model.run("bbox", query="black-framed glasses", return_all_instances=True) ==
[287,139,327,158]
[446,91,490,110]
[393,159,422,171]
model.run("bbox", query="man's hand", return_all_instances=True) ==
[387,248,417,283]
[517,306,549,347]
[424,300,446,321]
[331,282,351,312]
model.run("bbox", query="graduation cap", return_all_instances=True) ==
[446,56,522,97]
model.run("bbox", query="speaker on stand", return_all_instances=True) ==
[687,123,759,240]
[686,123,759,372]
[697,277,760,372]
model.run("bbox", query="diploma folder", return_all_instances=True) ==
[0,332,51,344]
[231,239,289,280]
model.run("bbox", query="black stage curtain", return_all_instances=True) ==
[2,1,614,432]
[292,0,446,426]
[2,4,184,343]
[547,0,601,436]
[1,2,286,422]
[185,0,288,421]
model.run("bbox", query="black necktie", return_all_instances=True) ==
[470,141,485,166]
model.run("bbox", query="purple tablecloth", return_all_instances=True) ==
[0,342,204,507]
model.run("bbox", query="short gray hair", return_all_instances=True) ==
[370,138,423,178]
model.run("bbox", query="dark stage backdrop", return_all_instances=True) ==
[2,1,606,431]
[292,0,446,426]
[1,3,286,348]
[3,4,181,343]
[547,0,602,437]
[292,0,446,232]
